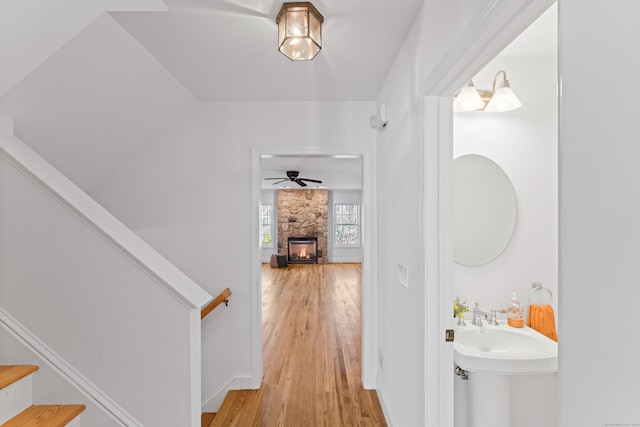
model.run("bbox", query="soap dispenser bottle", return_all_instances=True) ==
[507,292,524,328]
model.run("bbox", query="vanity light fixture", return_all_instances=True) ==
[276,2,324,61]
[454,70,522,112]
[453,80,486,112]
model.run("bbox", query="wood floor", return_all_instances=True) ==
[209,263,386,426]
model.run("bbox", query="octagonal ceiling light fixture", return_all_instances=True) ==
[276,2,324,61]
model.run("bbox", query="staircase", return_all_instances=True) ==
[200,390,258,427]
[0,365,85,426]
[201,412,217,427]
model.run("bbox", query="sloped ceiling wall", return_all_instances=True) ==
[0,13,196,192]
[0,0,167,97]
[109,0,424,101]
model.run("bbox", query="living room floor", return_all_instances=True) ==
[209,263,386,426]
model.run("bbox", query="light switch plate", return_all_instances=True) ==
[398,264,409,288]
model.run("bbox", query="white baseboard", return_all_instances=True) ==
[376,384,397,427]
[200,374,256,412]
[328,257,363,263]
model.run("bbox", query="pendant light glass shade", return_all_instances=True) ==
[484,80,522,112]
[453,81,486,112]
[276,2,324,61]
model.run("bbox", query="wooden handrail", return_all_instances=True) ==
[201,288,231,319]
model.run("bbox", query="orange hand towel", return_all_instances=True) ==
[527,304,558,342]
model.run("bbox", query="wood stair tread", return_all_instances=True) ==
[210,390,257,426]
[2,405,86,427]
[0,365,39,390]
[201,412,216,427]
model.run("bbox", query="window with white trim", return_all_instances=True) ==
[260,204,273,247]
[335,204,359,245]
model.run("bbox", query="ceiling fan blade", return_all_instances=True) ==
[295,179,308,187]
[264,177,287,180]
[299,178,323,184]
[270,179,289,185]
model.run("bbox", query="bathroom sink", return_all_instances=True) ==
[454,324,557,374]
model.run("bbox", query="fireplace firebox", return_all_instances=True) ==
[288,237,318,264]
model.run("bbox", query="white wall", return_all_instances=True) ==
[330,190,364,263]
[90,100,376,409]
[375,1,498,425]
[559,1,640,425]
[0,0,166,96]
[0,14,197,192]
[453,54,558,323]
[0,138,203,426]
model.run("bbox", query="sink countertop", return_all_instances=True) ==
[454,322,558,374]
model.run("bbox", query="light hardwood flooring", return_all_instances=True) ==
[210,263,386,426]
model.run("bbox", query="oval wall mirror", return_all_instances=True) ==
[453,154,518,266]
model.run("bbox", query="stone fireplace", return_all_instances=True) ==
[277,189,328,264]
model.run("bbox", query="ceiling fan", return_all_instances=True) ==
[264,170,323,187]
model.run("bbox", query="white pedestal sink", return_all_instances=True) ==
[454,323,557,427]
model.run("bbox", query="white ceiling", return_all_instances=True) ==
[111,0,425,101]
[3,0,426,192]
[261,155,362,190]
[0,1,556,193]
[260,3,558,191]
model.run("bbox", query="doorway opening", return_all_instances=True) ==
[249,146,377,394]
[418,1,557,426]
[451,4,558,426]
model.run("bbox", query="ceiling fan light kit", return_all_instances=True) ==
[276,2,324,61]
[264,170,323,187]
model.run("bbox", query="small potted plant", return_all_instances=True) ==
[453,297,469,326]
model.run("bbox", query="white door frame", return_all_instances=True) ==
[249,144,378,389]
[418,1,556,425]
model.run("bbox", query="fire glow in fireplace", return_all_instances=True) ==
[288,237,318,264]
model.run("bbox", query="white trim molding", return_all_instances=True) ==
[421,0,556,97]
[0,307,142,427]
[416,1,555,426]
[188,310,203,427]
[200,374,254,413]
[250,145,377,390]
[0,134,208,427]
[0,135,212,310]
[376,385,398,427]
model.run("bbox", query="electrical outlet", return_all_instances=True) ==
[398,263,409,288]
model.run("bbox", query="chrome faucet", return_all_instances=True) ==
[471,302,488,326]
[487,309,507,326]
[472,303,507,326]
